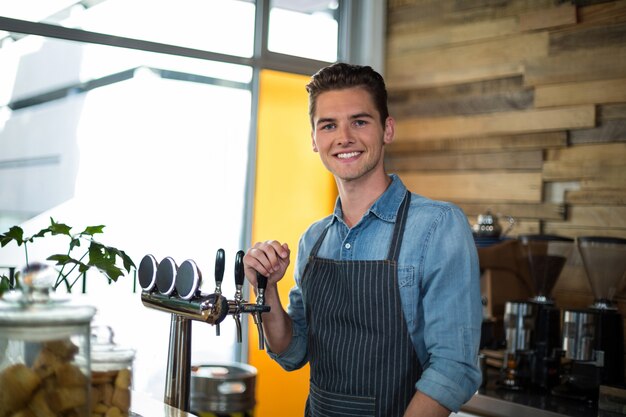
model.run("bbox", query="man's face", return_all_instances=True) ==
[311,87,394,184]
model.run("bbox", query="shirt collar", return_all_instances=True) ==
[331,174,407,225]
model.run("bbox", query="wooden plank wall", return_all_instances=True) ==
[385,0,626,347]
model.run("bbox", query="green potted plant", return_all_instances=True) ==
[0,217,135,296]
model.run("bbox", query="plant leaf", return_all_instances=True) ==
[81,225,105,236]
[96,264,124,282]
[30,226,51,241]
[87,242,128,282]
[49,218,72,236]
[3,219,132,291]
[1,226,24,247]
[70,238,81,251]
[0,275,12,296]
[47,254,74,266]
[120,250,136,272]
[88,242,107,263]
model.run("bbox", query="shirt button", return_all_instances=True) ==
[345,243,351,249]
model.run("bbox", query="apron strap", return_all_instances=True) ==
[387,191,411,262]
[309,223,330,258]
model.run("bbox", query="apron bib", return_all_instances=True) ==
[301,191,422,417]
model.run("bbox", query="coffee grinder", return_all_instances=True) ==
[554,236,626,402]
[501,235,574,391]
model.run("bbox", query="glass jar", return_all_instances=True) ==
[0,263,96,417]
[90,325,136,417]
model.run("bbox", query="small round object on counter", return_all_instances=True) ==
[190,363,257,416]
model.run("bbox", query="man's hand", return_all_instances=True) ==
[243,240,293,354]
[243,240,291,288]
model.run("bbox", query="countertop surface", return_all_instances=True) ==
[130,391,198,417]
[462,369,598,417]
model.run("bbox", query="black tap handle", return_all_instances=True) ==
[256,271,268,292]
[234,250,245,286]
[215,248,225,286]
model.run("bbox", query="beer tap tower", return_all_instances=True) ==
[137,249,270,412]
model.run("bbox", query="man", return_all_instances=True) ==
[243,63,481,417]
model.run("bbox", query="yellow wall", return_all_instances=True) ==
[248,70,336,416]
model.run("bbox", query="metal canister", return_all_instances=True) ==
[190,363,257,417]
[562,309,597,361]
[504,301,536,353]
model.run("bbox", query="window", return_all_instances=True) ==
[268,0,339,62]
[0,33,252,397]
[0,0,378,404]
[1,0,256,58]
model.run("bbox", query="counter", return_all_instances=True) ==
[461,369,598,417]
[130,391,197,417]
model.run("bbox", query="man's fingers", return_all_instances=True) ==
[243,250,273,277]
[265,240,289,259]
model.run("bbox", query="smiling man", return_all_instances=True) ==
[243,63,482,417]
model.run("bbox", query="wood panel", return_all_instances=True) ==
[399,171,542,202]
[524,46,626,86]
[600,104,626,121]
[568,206,626,228]
[387,131,567,153]
[388,0,556,31]
[388,62,523,90]
[505,219,541,236]
[566,189,626,205]
[387,17,518,55]
[387,33,548,89]
[394,105,595,141]
[581,166,626,187]
[390,89,533,118]
[518,4,577,32]
[549,21,626,54]
[543,143,626,180]
[387,150,542,171]
[544,161,626,181]
[546,142,626,162]
[390,75,525,100]
[534,78,626,108]
[457,202,565,220]
[569,119,626,144]
[578,0,626,25]
[544,223,626,239]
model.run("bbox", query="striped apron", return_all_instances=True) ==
[301,191,422,417]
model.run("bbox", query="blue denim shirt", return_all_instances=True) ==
[268,174,482,412]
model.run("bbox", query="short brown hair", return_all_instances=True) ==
[305,63,389,127]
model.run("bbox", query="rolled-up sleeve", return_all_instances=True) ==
[414,205,482,412]
[266,236,310,371]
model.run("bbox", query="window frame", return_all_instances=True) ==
[0,0,378,362]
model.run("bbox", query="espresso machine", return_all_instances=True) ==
[501,235,574,391]
[554,236,626,402]
[137,249,270,412]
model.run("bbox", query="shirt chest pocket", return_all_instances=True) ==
[397,265,417,326]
